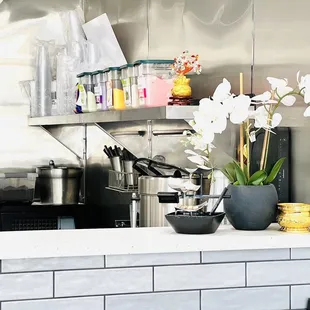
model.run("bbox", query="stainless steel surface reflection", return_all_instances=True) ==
[138,176,176,227]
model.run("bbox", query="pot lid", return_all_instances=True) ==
[37,160,83,178]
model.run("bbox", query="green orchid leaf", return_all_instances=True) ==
[243,164,249,183]
[264,157,286,184]
[221,162,237,183]
[233,161,247,185]
[221,168,235,183]
[233,180,239,185]
[249,170,267,185]
[225,162,237,182]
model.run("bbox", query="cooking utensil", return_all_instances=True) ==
[103,148,110,158]
[104,145,113,158]
[36,160,83,205]
[108,146,115,157]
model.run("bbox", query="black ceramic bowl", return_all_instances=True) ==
[165,212,225,234]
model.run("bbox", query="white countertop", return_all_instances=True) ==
[0,224,310,260]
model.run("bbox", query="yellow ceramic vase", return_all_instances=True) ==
[277,203,310,233]
[172,75,192,98]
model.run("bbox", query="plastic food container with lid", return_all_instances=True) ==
[93,70,108,111]
[134,60,174,107]
[120,64,136,108]
[76,72,96,113]
[106,67,126,110]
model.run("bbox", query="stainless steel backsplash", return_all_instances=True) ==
[0,0,309,209]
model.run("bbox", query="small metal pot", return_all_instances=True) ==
[36,160,83,205]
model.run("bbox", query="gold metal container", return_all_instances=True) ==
[277,203,310,233]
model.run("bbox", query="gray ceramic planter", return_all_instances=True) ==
[224,184,278,230]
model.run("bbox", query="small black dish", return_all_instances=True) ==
[165,212,225,234]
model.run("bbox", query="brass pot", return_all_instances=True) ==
[277,203,310,233]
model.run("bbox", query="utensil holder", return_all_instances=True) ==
[123,160,137,187]
[110,157,123,181]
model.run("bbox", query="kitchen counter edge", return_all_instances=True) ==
[0,224,309,260]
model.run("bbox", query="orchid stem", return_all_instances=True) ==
[263,130,271,170]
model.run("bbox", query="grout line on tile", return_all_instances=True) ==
[290,248,292,260]
[104,255,106,268]
[152,267,155,292]
[200,252,202,264]
[0,260,2,273]
[103,295,106,310]
[245,262,247,287]
[199,290,202,310]
[289,285,291,309]
[53,271,55,298]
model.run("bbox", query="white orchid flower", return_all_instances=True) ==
[304,106,310,117]
[252,106,282,129]
[223,94,251,124]
[297,71,310,104]
[267,77,296,106]
[275,86,296,106]
[186,134,210,151]
[212,78,231,102]
[251,91,277,104]
[198,98,227,133]
[267,77,288,90]
[187,155,205,166]
[197,165,212,171]
[184,150,209,161]
[187,154,212,171]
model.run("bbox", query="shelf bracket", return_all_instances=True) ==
[40,125,84,165]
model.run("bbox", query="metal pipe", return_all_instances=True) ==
[82,124,87,204]
[147,120,152,159]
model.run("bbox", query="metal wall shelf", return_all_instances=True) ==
[28,105,310,128]
[28,106,198,126]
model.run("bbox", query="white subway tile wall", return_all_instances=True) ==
[291,285,310,309]
[106,252,200,267]
[55,267,153,297]
[106,291,200,310]
[202,248,290,263]
[247,260,310,286]
[2,297,104,310]
[291,248,310,259]
[0,249,308,309]
[0,272,53,301]
[2,256,105,273]
[202,286,290,310]
[154,263,245,291]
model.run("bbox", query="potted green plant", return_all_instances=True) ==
[184,72,310,230]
